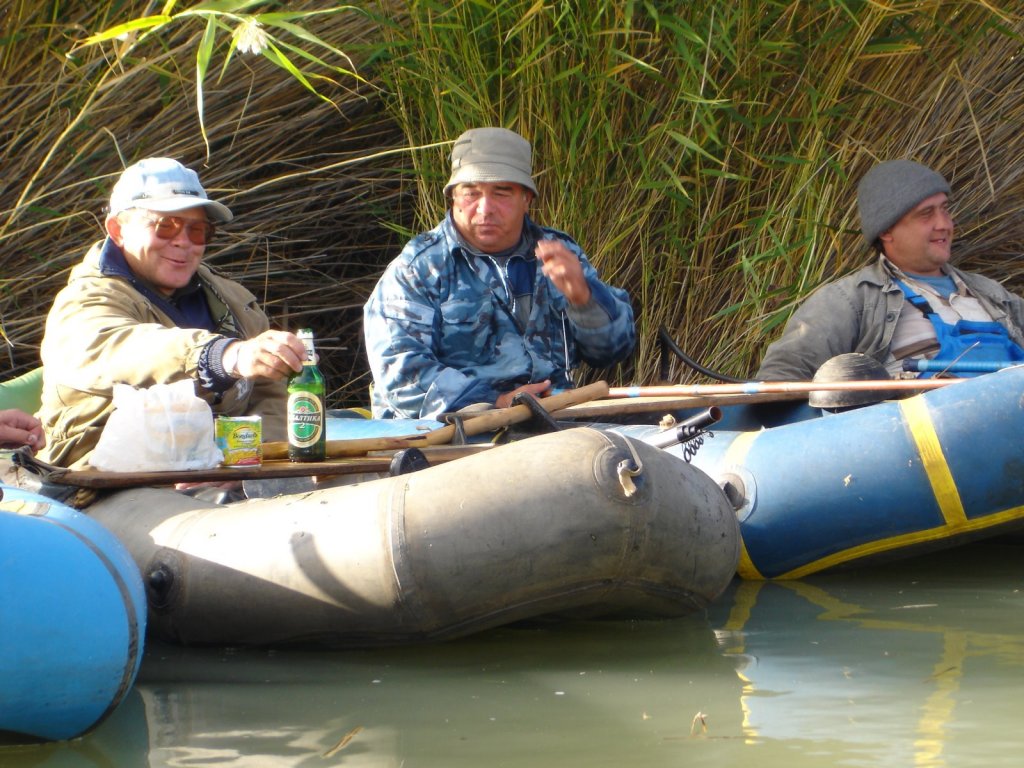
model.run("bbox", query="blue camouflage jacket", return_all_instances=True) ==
[364,214,635,418]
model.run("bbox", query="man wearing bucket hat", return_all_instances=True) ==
[757,158,1024,382]
[38,157,306,468]
[364,127,635,419]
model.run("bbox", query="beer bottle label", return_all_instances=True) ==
[288,392,324,447]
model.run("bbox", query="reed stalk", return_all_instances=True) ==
[2,0,1023,408]
[0,0,408,404]
[371,0,1024,383]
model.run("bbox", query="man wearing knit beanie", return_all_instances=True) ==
[757,158,1024,382]
[857,160,951,253]
[364,127,636,419]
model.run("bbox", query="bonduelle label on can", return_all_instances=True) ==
[215,416,262,467]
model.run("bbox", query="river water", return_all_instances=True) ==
[4,538,1024,767]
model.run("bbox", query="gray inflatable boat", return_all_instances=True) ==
[86,427,739,647]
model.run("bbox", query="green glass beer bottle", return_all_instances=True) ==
[287,328,326,462]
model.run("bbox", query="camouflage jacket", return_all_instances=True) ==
[363,214,635,418]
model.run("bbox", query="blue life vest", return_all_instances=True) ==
[895,280,1024,377]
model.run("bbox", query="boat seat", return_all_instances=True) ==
[0,367,43,414]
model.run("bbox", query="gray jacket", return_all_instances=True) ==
[756,257,1024,381]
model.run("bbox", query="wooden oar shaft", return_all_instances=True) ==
[262,380,610,460]
[39,444,498,490]
[427,380,609,441]
[607,379,961,399]
[262,435,427,461]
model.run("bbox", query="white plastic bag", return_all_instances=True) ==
[91,380,224,471]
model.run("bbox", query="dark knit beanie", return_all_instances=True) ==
[857,160,950,246]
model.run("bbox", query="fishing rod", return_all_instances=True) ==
[606,378,963,399]
[902,359,1018,374]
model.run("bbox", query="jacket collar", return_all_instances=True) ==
[96,237,214,330]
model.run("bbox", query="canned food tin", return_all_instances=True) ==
[215,415,262,467]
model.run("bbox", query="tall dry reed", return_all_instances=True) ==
[0,0,408,404]
[371,0,1024,382]
[3,1,1024,408]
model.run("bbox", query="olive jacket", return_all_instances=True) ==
[38,239,287,468]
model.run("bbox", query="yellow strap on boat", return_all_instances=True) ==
[774,394,974,579]
[899,395,967,526]
[737,539,764,580]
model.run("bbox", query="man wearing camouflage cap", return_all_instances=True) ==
[757,158,1024,381]
[364,127,635,419]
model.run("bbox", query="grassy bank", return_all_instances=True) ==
[2,1,1023,405]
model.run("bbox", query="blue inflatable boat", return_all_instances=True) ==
[0,486,146,741]
[611,365,1024,578]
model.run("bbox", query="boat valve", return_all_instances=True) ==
[389,447,430,476]
[146,564,175,607]
[718,472,748,511]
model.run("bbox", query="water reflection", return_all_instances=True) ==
[131,617,736,768]
[4,541,1024,767]
[708,541,1024,766]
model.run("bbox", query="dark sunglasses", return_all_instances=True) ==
[141,214,216,245]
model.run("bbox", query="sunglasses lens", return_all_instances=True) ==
[150,216,213,245]
[187,222,213,245]
[152,217,181,239]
